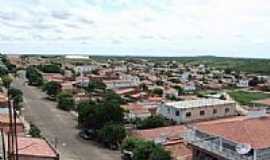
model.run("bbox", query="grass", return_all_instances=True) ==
[228,90,270,105]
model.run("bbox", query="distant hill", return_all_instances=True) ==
[171,56,270,75]
[92,55,270,75]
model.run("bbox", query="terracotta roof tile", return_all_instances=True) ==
[197,116,270,149]
[17,137,58,158]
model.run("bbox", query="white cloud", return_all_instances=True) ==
[0,0,270,57]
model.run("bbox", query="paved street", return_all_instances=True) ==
[13,75,121,160]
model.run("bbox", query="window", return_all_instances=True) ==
[167,107,170,113]
[213,109,217,114]
[186,112,191,117]
[200,110,205,116]
[225,108,230,113]
[175,111,180,116]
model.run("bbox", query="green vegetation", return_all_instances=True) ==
[93,56,270,75]
[29,123,42,138]
[174,86,184,95]
[121,138,171,160]
[151,88,163,97]
[85,80,106,92]
[228,90,270,105]
[172,56,270,75]
[8,87,23,110]
[77,90,126,149]
[136,115,174,130]
[42,81,61,98]
[1,75,12,88]
[37,64,62,73]
[26,66,43,86]
[97,123,127,149]
[78,90,124,129]
[0,67,8,76]
[57,92,75,111]
[1,55,16,73]
[78,94,124,129]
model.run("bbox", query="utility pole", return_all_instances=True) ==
[7,88,18,160]
[1,129,6,160]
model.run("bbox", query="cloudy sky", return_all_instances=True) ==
[0,0,270,58]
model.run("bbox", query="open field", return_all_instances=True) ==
[228,90,270,105]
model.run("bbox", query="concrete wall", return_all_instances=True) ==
[159,103,238,123]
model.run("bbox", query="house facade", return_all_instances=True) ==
[158,99,238,123]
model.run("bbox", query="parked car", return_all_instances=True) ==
[79,129,95,140]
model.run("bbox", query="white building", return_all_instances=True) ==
[119,74,140,84]
[183,82,196,92]
[74,65,97,74]
[180,72,190,82]
[158,99,237,123]
[103,80,139,89]
[236,80,249,88]
[65,55,89,59]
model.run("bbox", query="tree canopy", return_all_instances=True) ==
[26,66,43,86]
[0,67,8,76]
[1,75,12,88]
[151,88,163,97]
[121,138,171,160]
[56,92,75,111]
[97,123,126,149]
[85,80,106,92]
[42,81,61,97]
[78,90,124,130]
[136,115,171,130]
[37,64,62,73]
[8,87,23,110]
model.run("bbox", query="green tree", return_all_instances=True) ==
[152,88,163,97]
[1,75,12,88]
[149,145,171,160]
[78,100,97,128]
[121,138,171,160]
[137,115,168,129]
[42,81,61,97]
[97,123,126,149]
[103,90,123,104]
[224,68,232,74]
[0,67,8,76]
[86,80,106,92]
[121,138,142,152]
[57,92,75,111]
[26,66,43,86]
[174,86,184,96]
[37,64,62,73]
[8,87,23,110]
[78,91,124,130]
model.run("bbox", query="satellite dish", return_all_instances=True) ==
[235,143,251,155]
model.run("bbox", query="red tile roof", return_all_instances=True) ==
[133,116,247,141]
[197,116,270,149]
[17,137,58,158]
